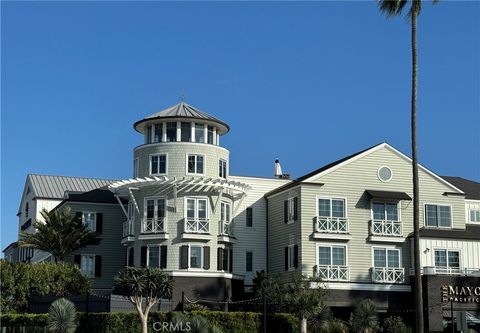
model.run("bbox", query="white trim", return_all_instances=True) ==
[377,165,393,182]
[187,243,206,271]
[186,153,206,176]
[167,270,243,280]
[432,247,462,270]
[313,233,352,241]
[146,244,163,268]
[313,282,411,292]
[368,236,405,243]
[303,143,464,194]
[176,121,181,142]
[149,153,168,176]
[184,196,209,220]
[133,141,230,154]
[219,158,228,179]
[316,196,348,218]
[371,245,402,268]
[423,203,453,228]
[316,242,349,268]
[370,200,401,222]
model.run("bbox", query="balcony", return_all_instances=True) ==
[410,267,480,276]
[137,218,169,241]
[372,267,405,283]
[313,217,351,241]
[317,265,349,282]
[218,220,235,243]
[123,220,134,237]
[368,220,404,243]
[182,218,211,241]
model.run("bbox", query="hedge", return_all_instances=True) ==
[0,311,297,333]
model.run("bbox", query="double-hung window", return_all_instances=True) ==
[469,209,480,223]
[434,249,460,273]
[148,246,160,268]
[317,198,347,233]
[246,252,253,272]
[207,126,214,144]
[83,212,96,231]
[318,245,348,281]
[190,245,203,269]
[219,159,227,178]
[220,202,232,235]
[150,154,167,175]
[372,202,401,236]
[187,154,204,174]
[80,255,95,278]
[425,204,452,228]
[186,198,208,233]
[372,203,398,221]
[284,197,298,223]
[285,244,298,271]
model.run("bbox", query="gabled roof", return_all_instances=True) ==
[441,176,480,200]
[26,174,117,200]
[265,142,465,198]
[65,188,128,204]
[133,102,229,134]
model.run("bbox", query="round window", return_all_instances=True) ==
[378,166,393,182]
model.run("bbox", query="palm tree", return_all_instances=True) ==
[378,1,438,332]
[47,298,78,333]
[349,299,379,333]
[114,267,173,333]
[19,207,101,263]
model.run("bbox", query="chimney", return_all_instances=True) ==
[274,159,283,178]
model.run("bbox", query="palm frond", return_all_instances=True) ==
[47,298,78,333]
[378,0,409,17]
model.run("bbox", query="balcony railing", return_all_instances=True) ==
[142,217,166,233]
[123,220,134,237]
[218,220,233,236]
[372,267,405,283]
[371,219,403,237]
[317,265,349,281]
[185,218,209,233]
[410,267,480,276]
[315,217,349,234]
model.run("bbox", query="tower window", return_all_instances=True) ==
[166,122,177,142]
[181,122,191,142]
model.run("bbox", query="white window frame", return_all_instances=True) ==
[370,201,401,221]
[188,244,204,270]
[184,196,209,221]
[316,243,348,267]
[316,196,348,218]
[146,245,162,268]
[287,244,296,271]
[468,208,480,223]
[186,153,206,175]
[424,203,453,228]
[80,254,95,278]
[82,212,96,232]
[371,246,401,268]
[149,153,168,175]
[286,197,296,224]
[377,165,393,182]
[433,248,462,270]
[219,159,228,178]
[144,196,167,219]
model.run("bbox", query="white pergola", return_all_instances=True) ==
[108,176,251,218]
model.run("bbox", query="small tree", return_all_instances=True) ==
[19,207,101,263]
[114,267,173,333]
[47,298,78,333]
[349,299,380,333]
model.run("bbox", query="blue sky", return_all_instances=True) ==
[1,1,479,249]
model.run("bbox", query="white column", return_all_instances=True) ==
[204,124,208,143]
[217,133,220,146]
[162,123,167,142]
[213,127,217,145]
[176,121,181,142]
[191,122,195,142]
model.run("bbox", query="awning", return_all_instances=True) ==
[365,190,412,201]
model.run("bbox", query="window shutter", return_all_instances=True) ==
[294,245,299,269]
[160,245,167,269]
[95,256,102,277]
[140,246,147,267]
[293,197,298,221]
[203,246,210,270]
[217,248,224,271]
[128,248,134,267]
[229,249,233,273]
[96,213,103,233]
[284,201,288,223]
[75,212,83,222]
[125,248,129,266]
[284,247,288,271]
[74,254,81,267]
[180,246,189,269]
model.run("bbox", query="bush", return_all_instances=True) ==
[382,316,410,333]
[47,298,78,333]
[0,260,90,313]
[0,311,297,333]
[349,299,380,333]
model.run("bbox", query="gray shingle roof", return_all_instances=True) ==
[27,174,117,199]
[133,102,229,134]
[441,176,480,200]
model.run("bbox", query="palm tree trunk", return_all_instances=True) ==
[411,5,424,333]
[299,317,307,333]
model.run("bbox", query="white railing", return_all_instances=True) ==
[123,220,134,237]
[372,267,405,283]
[218,220,233,236]
[410,267,480,276]
[185,218,209,233]
[142,217,166,233]
[315,217,349,234]
[371,219,403,237]
[317,265,349,281]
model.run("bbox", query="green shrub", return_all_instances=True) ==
[47,298,78,333]
[349,299,380,333]
[0,260,90,313]
[1,311,297,333]
[382,316,410,333]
